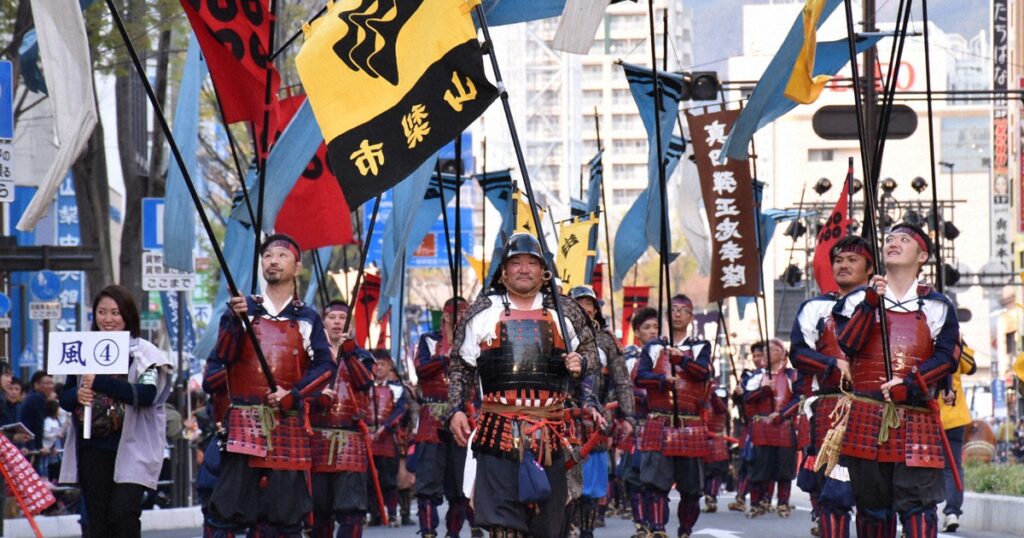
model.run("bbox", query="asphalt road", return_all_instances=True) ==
[150,487,1017,537]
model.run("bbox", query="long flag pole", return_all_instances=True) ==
[646,0,673,342]
[252,0,278,293]
[593,108,617,336]
[474,6,573,344]
[104,0,277,390]
[920,0,944,291]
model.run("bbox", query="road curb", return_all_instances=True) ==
[3,506,202,538]
[955,491,1024,534]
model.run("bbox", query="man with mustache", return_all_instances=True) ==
[204,234,334,537]
[790,235,874,537]
[446,233,602,538]
[834,223,959,538]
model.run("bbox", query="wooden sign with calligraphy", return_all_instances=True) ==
[686,109,761,302]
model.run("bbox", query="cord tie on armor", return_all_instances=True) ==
[877,401,901,444]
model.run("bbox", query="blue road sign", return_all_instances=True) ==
[142,197,164,250]
[0,61,12,139]
[0,292,10,316]
[30,270,61,301]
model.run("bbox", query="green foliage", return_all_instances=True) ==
[964,460,1024,496]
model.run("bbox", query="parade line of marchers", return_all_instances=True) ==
[172,222,959,538]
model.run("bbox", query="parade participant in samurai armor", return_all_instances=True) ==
[790,235,874,537]
[366,354,409,528]
[203,234,334,537]
[309,300,376,538]
[413,296,483,538]
[634,294,712,538]
[569,285,636,537]
[727,347,766,513]
[621,307,659,537]
[446,233,602,538]
[702,382,731,514]
[743,338,801,519]
[834,223,959,538]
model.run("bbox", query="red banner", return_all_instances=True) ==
[591,262,604,301]
[0,434,56,516]
[687,109,761,302]
[620,286,650,346]
[813,161,854,294]
[180,0,281,154]
[355,273,382,348]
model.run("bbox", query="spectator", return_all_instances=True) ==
[939,339,976,532]
[19,371,56,452]
[41,400,64,479]
[59,285,173,538]
[2,376,23,425]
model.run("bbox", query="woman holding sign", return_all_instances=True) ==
[58,285,173,538]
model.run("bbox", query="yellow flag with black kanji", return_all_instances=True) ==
[513,190,546,235]
[556,213,599,288]
[296,0,497,208]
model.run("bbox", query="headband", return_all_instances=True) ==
[890,226,929,256]
[323,303,350,315]
[831,243,874,267]
[265,239,301,260]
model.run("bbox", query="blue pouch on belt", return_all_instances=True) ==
[518,450,551,504]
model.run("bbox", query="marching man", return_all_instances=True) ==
[446,233,602,538]
[835,223,959,538]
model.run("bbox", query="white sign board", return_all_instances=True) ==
[28,301,62,320]
[0,317,10,329]
[142,251,196,291]
[0,140,12,203]
[47,331,131,375]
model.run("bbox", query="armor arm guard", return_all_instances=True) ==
[743,385,772,405]
[343,347,375,392]
[383,387,409,430]
[789,309,837,377]
[202,360,228,395]
[414,333,446,377]
[836,288,879,358]
[561,295,602,410]
[635,341,668,388]
[446,357,476,419]
[710,393,728,414]
[211,308,246,364]
[680,340,712,381]
[608,343,636,419]
[778,371,806,419]
[911,297,961,391]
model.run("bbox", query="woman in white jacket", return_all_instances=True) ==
[59,285,173,537]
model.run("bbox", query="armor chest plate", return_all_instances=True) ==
[228,317,308,399]
[477,307,569,396]
[853,309,932,394]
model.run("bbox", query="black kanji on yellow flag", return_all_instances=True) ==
[296,0,497,207]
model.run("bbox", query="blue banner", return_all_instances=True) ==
[163,36,207,271]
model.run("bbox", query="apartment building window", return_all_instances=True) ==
[583,89,603,108]
[583,64,604,78]
[612,114,640,131]
[808,149,835,162]
[613,188,645,205]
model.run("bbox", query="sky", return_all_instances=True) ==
[687,0,989,72]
